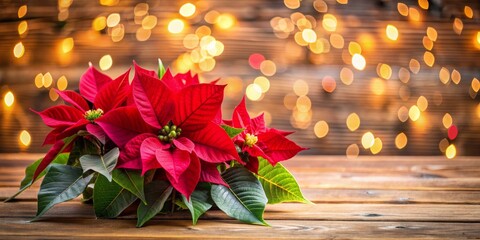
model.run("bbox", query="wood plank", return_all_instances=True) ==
[1,202,479,223]
[0,218,478,239]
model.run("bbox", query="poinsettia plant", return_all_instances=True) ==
[6,60,310,227]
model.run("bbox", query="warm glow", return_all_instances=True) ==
[284,0,301,9]
[57,75,68,91]
[254,76,270,93]
[142,15,157,30]
[179,3,196,18]
[422,36,433,50]
[409,105,421,121]
[246,83,263,101]
[92,16,106,31]
[417,96,428,112]
[409,59,420,74]
[471,78,480,92]
[337,0,348,4]
[443,113,453,129]
[439,67,450,84]
[423,51,435,67]
[314,121,329,138]
[340,67,354,85]
[296,96,311,112]
[322,76,336,93]
[322,14,337,32]
[302,29,317,43]
[397,3,408,16]
[370,78,386,95]
[427,27,438,41]
[293,80,309,96]
[439,138,449,153]
[168,19,185,34]
[464,6,473,18]
[409,7,421,21]
[43,72,53,88]
[13,42,25,58]
[18,21,28,35]
[260,60,277,76]
[216,13,236,30]
[99,0,119,6]
[453,18,463,35]
[106,13,120,28]
[378,64,392,80]
[451,69,461,84]
[418,0,429,10]
[398,67,410,83]
[386,25,399,41]
[99,54,113,71]
[136,28,151,41]
[352,54,366,70]
[346,113,360,131]
[61,38,74,53]
[19,130,31,147]
[370,137,383,154]
[445,144,457,159]
[330,33,344,49]
[361,132,375,149]
[348,42,362,55]
[18,5,27,18]
[34,73,43,88]
[346,144,359,159]
[4,91,14,107]
[395,132,408,149]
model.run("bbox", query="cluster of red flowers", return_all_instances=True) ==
[35,62,305,199]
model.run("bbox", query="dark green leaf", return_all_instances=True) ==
[33,164,92,221]
[80,148,119,182]
[67,137,100,166]
[4,153,69,202]
[211,167,268,225]
[158,58,166,79]
[182,183,213,225]
[94,175,137,218]
[112,168,147,204]
[256,157,311,204]
[221,125,244,138]
[137,180,172,227]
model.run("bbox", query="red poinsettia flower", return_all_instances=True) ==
[226,97,307,173]
[31,66,130,181]
[97,63,239,198]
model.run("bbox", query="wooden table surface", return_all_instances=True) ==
[1,154,479,239]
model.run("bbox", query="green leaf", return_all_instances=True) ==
[221,125,244,138]
[4,153,69,202]
[158,58,166,79]
[112,168,147,204]
[93,174,137,218]
[33,164,92,221]
[80,148,119,182]
[211,167,268,225]
[137,180,172,227]
[256,157,311,204]
[67,137,100,166]
[182,183,213,225]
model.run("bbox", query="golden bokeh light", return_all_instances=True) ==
[322,76,337,93]
[183,34,200,49]
[4,91,14,107]
[451,69,461,84]
[445,144,457,159]
[361,132,375,149]
[348,42,362,55]
[395,132,408,149]
[443,113,453,129]
[370,78,386,95]
[18,21,28,36]
[34,73,43,88]
[92,16,106,31]
[439,138,449,153]
[246,83,263,101]
[18,5,27,18]
[284,0,301,9]
[346,144,359,159]
[134,3,149,17]
[409,7,421,21]
[386,24,399,41]
[61,38,74,54]
[422,36,433,50]
[99,54,113,71]
[302,29,317,43]
[19,130,31,147]
[284,93,297,110]
[179,3,196,18]
[199,58,216,72]
[453,18,463,35]
[471,78,480,92]
[370,137,383,154]
[254,76,270,93]
[110,24,125,42]
[409,105,421,121]
[346,113,360,131]
[313,0,328,13]
[464,6,473,18]
[409,58,420,74]
[337,0,348,4]
[398,106,409,122]
[423,51,435,67]
[340,67,354,85]
[378,63,392,80]
[57,75,68,91]
[136,28,151,41]
[397,3,408,16]
[99,0,119,6]
[106,13,120,28]
[43,72,53,88]
[439,67,450,84]
[293,80,309,96]
[352,54,366,70]
[215,13,236,30]
[398,67,410,83]
[13,42,25,58]
[418,0,429,10]
[417,96,428,112]
[322,14,337,32]
[330,33,344,49]
[314,120,329,138]
[260,60,277,76]
[142,15,157,30]
[49,87,59,101]
[204,10,220,24]
[296,95,311,112]
[168,19,185,34]
[427,27,438,41]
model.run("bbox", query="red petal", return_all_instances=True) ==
[245,144,269,161]
[32,138,74,181]
[161,69,182,92]
[86,124,106,144]
[173,84,225,132]
[232,96,251,128]
[94,68,131,112]
[199,161,228,186]
[132,71,173,129]
[245,156,259,174]
[79,66,112,103]
[117,133,157,170]
[140,137,167,175]
[33,106,84,128]
[268,128,294,136]
[55,90,90,112]
[168,153,201,199]
[250,113,266,134]
[54,119,89,140]
[258,130,307,165]
[173,137,195,153]
[187,122,240,163]
[133,61,157,79]
[156,148,191,183]
[96,106,157,147]
[43,128,65,145]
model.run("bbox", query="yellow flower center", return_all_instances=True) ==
[84,108,104,121]
[245,133,258,147]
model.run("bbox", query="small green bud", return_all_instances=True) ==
[168,131,177,138]
[164,125,170,133]
[171,125,177,131]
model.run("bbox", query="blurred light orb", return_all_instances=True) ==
[168,19,185,34]
[106,13,120,28]
[417,96,428,112]
[248,53,265,69]
[448,125,458,140]
[395,132,408,149]
[386,24,399,41]
[43,72,53,88]
[352,54,366,70]
[445,144,457,159]
[370,137,383,154]
[34,73,44,88]
[340,67,354,85]
[142,15,158,30]
[451,69,461,84]
[13,42,25,58]
[397,3,408,16]
[423,51,435,67]
[409,59,420,74]
[361,132,375,149]
[346,113,360,131]
[254,76,270,93]
[464,6,473,18]
[346,144,359,159]
[61,38,74,54]
[92,16,107,31]
[246,83,263,101]
[409,105,421,121]
[296,96,311,112]
[216,13,236,30]
[260,60,277,76]
[427,27,438,41]
[370,78,386,95]
[439,67,450,84]
[99,54,113,71]
[293,80,309,96]
[18,5,27,18]
[4,91,14,107]
[302,29,317,43]
[322,76,336,93]
[179,3,196,17]
[439,138,449,153]
[314,121,329,138]
[322,14,337,32]
[19,130,31,147]
[442,113,453,128]
[18,21,28,35]
[57,75,68,91]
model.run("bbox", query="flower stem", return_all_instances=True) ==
[171,190,176,213]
